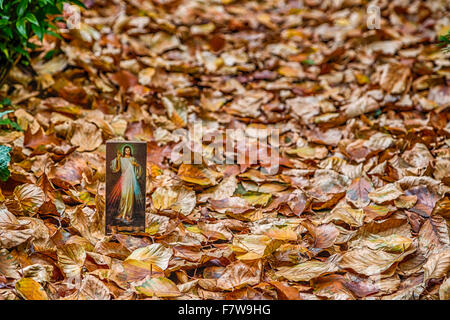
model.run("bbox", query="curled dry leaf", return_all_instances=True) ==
[22,264,53,284]
[439,278,450,300]
[423,249,450,282]
[198,175,237,202]
[323,204,365,228]
[364,234,413,253]
[13,183,45,215]
[0,206,34,249]
[418,215,450,254]
[379,63,411,94]
[394,195,417,209]
[313,274,355,300]
[0,249,20,279]
[269,281,300,300]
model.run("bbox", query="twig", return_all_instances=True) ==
[0,54,21,90]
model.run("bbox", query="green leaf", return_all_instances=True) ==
[0,98,11,106]
[0,0,85,82]
[31,23,44,41]
[16,19,27,38]
[0,110,23,131]
[46,30,62,40]
[2,27,12,39]
[44,49,59,60]
[1,47,9,59]
[301,59,315,66]
[70,0,86,9]
[25,13,39,26]
[0,145,11,182]
[17,0,29,17]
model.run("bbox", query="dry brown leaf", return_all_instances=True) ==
[135,276,181,298]
[231,234,280,260]
[12,184,45,215]
[270,281,300,300]
[346,177,373,208]
[368,183,403,204]
[275,255,340,282]
[423,249,450,282]
[312,223,339,249]
[79,275,111,300]
[217,260,262,291]
[313,274,355,300]
[340,247,414,276]
[57,243,87,278]
[70,120,103,152]
[0,249,20,279]
[439,278,450,300]
[126,244,172,271]
[178,164,222,186]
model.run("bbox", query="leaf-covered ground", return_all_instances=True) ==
[1,0,450,300]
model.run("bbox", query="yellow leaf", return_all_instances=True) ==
[15,278,48,300]
[145,221,160,235]
[242,192,272,207]
[355,73,370,85]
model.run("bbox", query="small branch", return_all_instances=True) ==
[0,54,22,90]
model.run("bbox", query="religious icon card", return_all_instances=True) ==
[105,141,147,235]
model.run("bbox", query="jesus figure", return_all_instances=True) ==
[108,145,144,224]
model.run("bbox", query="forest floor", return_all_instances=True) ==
[0,0,450,300]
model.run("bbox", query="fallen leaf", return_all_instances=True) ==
[57,243,86,278]
[346,177,373,208]
[126,244,173,271]
[275,255,340,282]
[135,277,181,298]
[15,278,48,300]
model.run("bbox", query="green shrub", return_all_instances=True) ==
[0,0,84,87]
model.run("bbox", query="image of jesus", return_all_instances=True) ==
[108,145,144,224]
